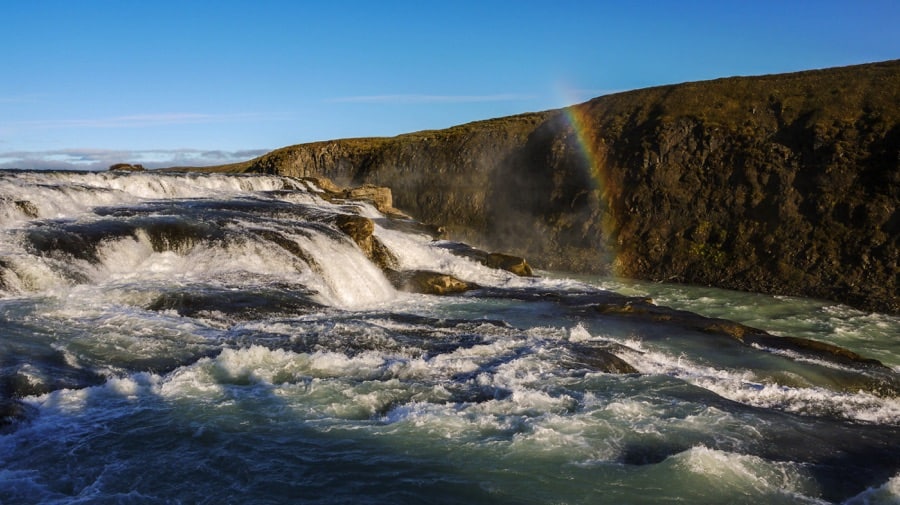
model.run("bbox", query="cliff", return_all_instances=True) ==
[198,60,900,313]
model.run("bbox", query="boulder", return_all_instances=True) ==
[343,185,393,213]
[386,269,476,295]
[302,175,343,194]
[14,200,39,218]
[334,214,397,270]
[486,252,534,276]
[335,214,375,244]
[563,342,639,374]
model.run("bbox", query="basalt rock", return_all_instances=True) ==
[186,60,900,313]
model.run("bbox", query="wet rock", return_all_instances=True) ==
[437,243,535,276]
[334,214,398,270]
[386,269,476,295]
[342,184,410,218]
[741,334,886,368]
[302,175,343,194]
[0,399,37,432]
[486,252,534,276]
[14,200,39,218]
[563,342,639,374]
[335,214,375,244]
[594,297,894,373]
[343,185,392,211]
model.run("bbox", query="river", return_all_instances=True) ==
[1,170,898,504]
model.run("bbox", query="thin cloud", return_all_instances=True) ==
[328,93,537,104]
[15,112,270,130]
[0,93,46,104]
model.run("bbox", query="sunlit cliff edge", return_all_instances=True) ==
[181,60,899,314]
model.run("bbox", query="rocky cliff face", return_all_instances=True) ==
[225,61,898,313]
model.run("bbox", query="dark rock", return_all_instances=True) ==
[0,399,37,432]
[386,269,476,295]
[563,342,639,374]
[592,297,900,395]
[14,200,38,218]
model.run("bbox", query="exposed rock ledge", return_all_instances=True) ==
[323,177,532,292]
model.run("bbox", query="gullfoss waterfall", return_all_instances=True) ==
[1,171,899,504]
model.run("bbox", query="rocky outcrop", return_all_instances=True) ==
[334,214,398,270]
[195,61,900,313]
[322,179,531,286]
[485,253,533,277]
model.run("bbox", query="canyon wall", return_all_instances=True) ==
[213,61,899,313]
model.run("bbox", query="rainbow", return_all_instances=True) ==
[558,98,624,277]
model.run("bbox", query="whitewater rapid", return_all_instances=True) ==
[1,170,899,504]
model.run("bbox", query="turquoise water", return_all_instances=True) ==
[1,171,898,504]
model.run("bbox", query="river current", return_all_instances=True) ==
[1,170,898,504]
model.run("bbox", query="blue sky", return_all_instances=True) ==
[1,1,897,170]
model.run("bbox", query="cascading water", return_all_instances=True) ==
[1,170,899,504]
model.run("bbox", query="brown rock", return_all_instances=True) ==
[343,185,393,213]
[334,214,397,270]
[335,214,375,244]
[302,175,343,194]
[386,270,475,295]
[486,252,534,276]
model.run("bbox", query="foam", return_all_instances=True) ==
[292,232,397,309]
[844,471,900,505]
[669,446,819,501]
[617,339,900,424]
[373,226,533,289]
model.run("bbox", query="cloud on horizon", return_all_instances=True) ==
[0,148,270,171]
